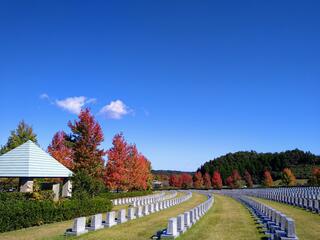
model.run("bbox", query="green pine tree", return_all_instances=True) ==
[0,120,37,155]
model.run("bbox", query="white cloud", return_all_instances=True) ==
[99,100,131,119]
[39,93,49,100]
[55,96,95,114]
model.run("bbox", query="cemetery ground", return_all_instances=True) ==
[177,194,265,240]
[0,192,200,240]
[251,197,320,240]
[0,193,267,240]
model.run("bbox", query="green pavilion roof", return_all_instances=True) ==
[0,140,73,178]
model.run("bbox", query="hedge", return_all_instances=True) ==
[0,196,112,233]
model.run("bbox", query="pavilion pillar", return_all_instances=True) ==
[19,177,34,193]
[62,178,72,198]
[52,183,60,201]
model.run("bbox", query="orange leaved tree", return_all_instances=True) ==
[263,170,274,187]
[105,133,152,191]
[244,170,253,188]
[282,168,297,186]
[203,172,212,188]
[68,108,105,179]
[180,173,193,189]
[48,131,74,170]
[193,171,204,189]
[212,171,223,189]
[105,133,129,191]
[309,167,320,186]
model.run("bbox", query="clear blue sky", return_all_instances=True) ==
[1,1,319,171]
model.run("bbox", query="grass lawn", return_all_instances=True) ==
[0,192,200,240]
[179,194,265,240]
[68,193,206,240]
[251,197,320,240]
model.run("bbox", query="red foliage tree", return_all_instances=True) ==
[212,171,223,189]
[128,146,153,190]
[263,170,274,187]
[47,131,73,170]
[203,172,212,188]
[193,171,204,189]
[226,175,234,188]
[105,133,130,191]
[310,167,320,185]
[105,133,152,191]
[244,170,253,188]
[231,169,242,188]
[180,173,193,189]
[169,174,182,188]
[68,108,105,179]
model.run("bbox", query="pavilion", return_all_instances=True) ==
[0,140,73,198]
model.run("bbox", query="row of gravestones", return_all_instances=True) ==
[243,188,320,214]
[112,191,166,205]
[133,191,178,207]
[235,195,298,240]
[245,187,320,200]
[246,187,320,199]
[65,191,192,236]
[158,193,214,239]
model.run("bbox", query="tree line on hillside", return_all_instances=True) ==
[168,167,320,189]
[0,109,153,197]
[198,150,320,184]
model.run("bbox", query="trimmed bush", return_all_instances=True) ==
[0,196,112,233]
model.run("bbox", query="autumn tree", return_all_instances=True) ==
[244,170,253,188]
[47,131,73,170]
[105,133,152,191]
[105,133,129,191]
[309,167,320,186]
[193,171,204,189]
[127,146,152,190]
[230,169,242,188]
[0,120,37,155]
[263,170,274,187]
[68,108,105,179]
[180,173,193,189]
[282,168,297,186]
[226,175,234,188]
[203,172,212,188]
[169,175,182,188]
[212,171,223,189]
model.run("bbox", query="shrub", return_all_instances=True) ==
[0,196,112,232]
[0,190,54,201]
[72,170,105,199]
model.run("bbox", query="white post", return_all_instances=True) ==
[62,179,72,198]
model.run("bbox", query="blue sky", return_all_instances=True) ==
[1,1,320,171]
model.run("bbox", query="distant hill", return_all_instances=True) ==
[198,149,320,184]
[152,170,194,176]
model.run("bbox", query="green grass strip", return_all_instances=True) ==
[179,194,264,240]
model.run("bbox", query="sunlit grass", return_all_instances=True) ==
[179,194,265,240]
